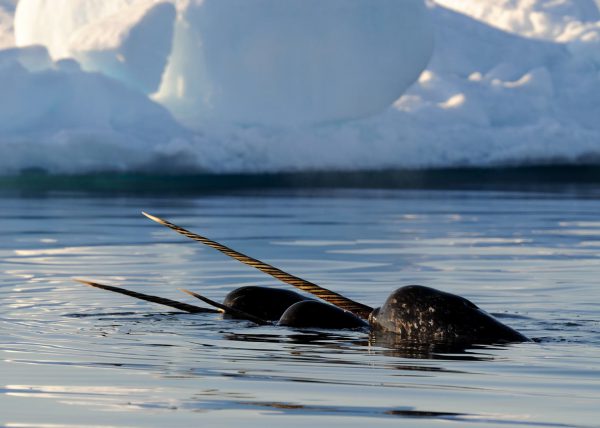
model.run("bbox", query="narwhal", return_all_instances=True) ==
[77,212,529,345]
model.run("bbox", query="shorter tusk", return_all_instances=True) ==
[74,279,219,314]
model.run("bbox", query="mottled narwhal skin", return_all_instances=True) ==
[369,285,529,343]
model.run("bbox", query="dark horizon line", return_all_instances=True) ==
[2,164,600,195]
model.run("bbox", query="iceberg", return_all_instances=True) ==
[0,46,185,174]
[1,0,600,175]
[0,0,15,49]
[15,0,176,94]
[435,0,600,40]
[15,0,434,126]
[155,0,434,126]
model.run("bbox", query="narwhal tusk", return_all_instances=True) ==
[142,212,374,319]
[74,279,219,314]
[179,288,270,326]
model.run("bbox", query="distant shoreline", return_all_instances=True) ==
[1,164,600,195]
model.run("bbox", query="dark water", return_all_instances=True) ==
[1,189,599,427]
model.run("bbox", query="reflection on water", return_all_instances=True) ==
[1,190,599,427]
[368,331,500,361]
[200,400,467,420]
[223,329,498,361]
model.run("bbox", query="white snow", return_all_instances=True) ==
[435,0,600,41]
[15,0,433,126]
[154,0,433,126]
[15,0,176,94]
[0,0,15,48]
[0,0,600,175]
[0,45,185,174]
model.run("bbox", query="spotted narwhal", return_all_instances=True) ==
[77,212,529,345]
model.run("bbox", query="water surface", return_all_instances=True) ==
[1,189,599,427]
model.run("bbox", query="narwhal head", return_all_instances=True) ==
[369,285,529,344]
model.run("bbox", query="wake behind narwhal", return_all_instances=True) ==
[77,212,529,345]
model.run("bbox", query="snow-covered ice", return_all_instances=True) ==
[435,0,600,41]
[15,0,433,126]
[154,0,433,126]
[0,0,15,48]
[0,44,185,174]
[15,0,176,94]
[1,0,600,175]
